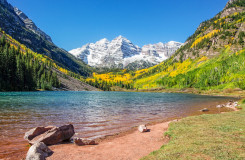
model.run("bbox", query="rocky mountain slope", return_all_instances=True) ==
[14,7,52,43]
[70,36,182,69]
[172,0,245,62]
[0,0,92,77]
[132,0,245,90]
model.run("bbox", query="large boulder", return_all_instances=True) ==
[26,142,53,160]
[25,124,75,145]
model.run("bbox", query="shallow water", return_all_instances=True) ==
[0,91,235,159]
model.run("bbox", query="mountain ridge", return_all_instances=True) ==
[70,36,183,69]
[14,7,53,43]
[0,0,93,77]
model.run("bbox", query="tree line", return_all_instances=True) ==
[87,79,133,91]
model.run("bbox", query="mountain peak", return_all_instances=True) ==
[113,35,130,42]
[69,37,183,69]
[168,41,177,44]
[96,38,109,45]
[225,0,239,8]
[116,35,125,39]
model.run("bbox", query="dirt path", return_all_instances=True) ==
[47,121,170,160]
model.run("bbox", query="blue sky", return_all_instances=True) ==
[8,0,228,51]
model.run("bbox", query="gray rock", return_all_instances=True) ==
[138,124,148,133]
[74,138,96,146]
[25,124,75,145]
[26,142,53,160]
[201,108,209,112]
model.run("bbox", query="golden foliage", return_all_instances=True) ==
[0,28,83,80]
[197,56,208,63]
[87,72,133,85]
[191,29,220,48]
[169,59,192,77]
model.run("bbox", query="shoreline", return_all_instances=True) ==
[80,98,240,143]
[47,103,239,160]
[3,87,244,98]
[2,98,238,160]
[110,87,245,99]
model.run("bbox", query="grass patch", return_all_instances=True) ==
[237,99,245,110]
[142,106,245,160]
[241,99,245,104]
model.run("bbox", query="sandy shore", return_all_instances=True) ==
[47,121,171,160]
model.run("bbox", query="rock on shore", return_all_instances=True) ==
[216,101,239,109]
[26,142,53,160]
[74,138,96,146]
[200,108,209,112]
[24,124,75,145]
[138,125,148,133]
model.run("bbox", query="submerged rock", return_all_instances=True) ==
[25,124,75,145]
[138,125,148,133]
[74,138,96,146]
[26,142,53,160]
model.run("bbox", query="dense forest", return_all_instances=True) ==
[0,35,60,91]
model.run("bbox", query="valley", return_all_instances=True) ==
[0,0,245,160]
[1,0,244,94]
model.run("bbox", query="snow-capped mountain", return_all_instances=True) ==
[70,36,183,69]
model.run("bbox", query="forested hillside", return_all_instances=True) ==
[0,33,59,91]
[86,0,245,92]
[0,29,96,91]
